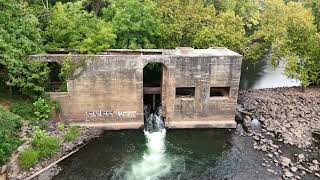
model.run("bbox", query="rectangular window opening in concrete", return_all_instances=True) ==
[210,87,230,97]
[46,62,68,92]
[176,87,195,98]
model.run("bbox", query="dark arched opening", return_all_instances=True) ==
[143,62,168,117]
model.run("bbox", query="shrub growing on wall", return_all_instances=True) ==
[32,96,60,128]
[33,97,52,121]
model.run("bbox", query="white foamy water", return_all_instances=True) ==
[124,129,171,180]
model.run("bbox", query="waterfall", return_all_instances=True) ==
[122,105,170,180]
[126,129,169,180]
[144,106,164,133]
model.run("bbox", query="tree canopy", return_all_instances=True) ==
[103,0,161,49]
[45,1,116,53]
[247,0,320,86]
[1,0,320,95]
[0,0,48,95]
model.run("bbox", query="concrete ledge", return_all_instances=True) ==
[72,120,236,130]
[73,122,144,130]
[167,120,237,129]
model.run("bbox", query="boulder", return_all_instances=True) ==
[291,167,298,172]
[280,156,291,167]
[251,118,261,133]
[297,154,305,161]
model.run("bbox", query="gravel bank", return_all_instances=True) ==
[239,86,320,148]
[238,86,320,179]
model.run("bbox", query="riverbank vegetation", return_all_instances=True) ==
[0,0,320,175]
[0,109,22,165]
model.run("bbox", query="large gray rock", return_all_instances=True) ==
[251,118,261,133]
[298,154,305,161]
[280,156,291,167]
[284,169,294,178]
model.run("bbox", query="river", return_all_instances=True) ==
[53,59,311,180]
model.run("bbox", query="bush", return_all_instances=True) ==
[18,148,39,170]
[10,101,34,121]
[0,108,22,165]
[32,129,60,159]
[64,126,80,142]
[33,97,52,121]
[57,123,65,131]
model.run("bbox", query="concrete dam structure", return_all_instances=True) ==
[31,48,242,129]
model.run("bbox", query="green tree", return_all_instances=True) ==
[192,11,246,52]
[103,0,161,49]
[206,0,261,32]
[247,0,320,86]
[0,0,48,95]
[157,0,216,48]
[45,1,116,53]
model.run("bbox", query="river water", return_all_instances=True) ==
[53,60,307,180]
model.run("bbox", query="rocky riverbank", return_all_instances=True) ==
[238,86,320,179]
[3,86,320,180]
[5,125,103,180]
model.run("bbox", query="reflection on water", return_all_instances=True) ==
[53,130,279,180]
[240,59,300,89]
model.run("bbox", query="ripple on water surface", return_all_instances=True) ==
[53,129,282,180]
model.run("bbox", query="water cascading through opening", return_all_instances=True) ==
[143,62,167,132]
[122,63,170,179]
[124,99,169,180]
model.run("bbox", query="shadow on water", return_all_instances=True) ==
[53,130,279,180]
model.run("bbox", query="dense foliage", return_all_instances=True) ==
[0,0,320,94]
[10,101,34,121]
[247,0,320,86]
[45,1,116,53]
[103,0,160,49]
[33,97,51,121]
[0,108,22,165]
[0,0,49,95]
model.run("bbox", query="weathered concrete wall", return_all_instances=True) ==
[31,48,242,129]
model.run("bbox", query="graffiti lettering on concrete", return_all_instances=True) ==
[86,111,136,118]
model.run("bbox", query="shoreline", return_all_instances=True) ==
[239,86,320,148]
[3,86,320,179]
[6,127,103,180]
[237,86,320,179]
